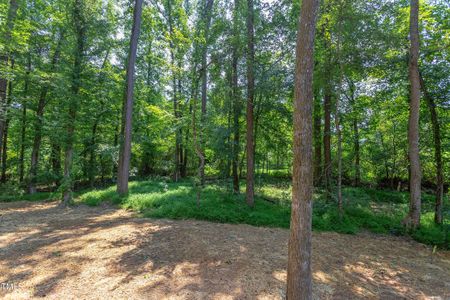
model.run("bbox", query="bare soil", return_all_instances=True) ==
[0,201,449,299]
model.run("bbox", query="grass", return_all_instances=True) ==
[1,178,448,249]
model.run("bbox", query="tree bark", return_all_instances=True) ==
[199,0,214,186]
[200,0,214,117]
[390,123,398,189]
[348,80,360,186]
[112,111,120,180]
[192,83,203,206]
[176,76,184,178]
[323,91,332,197]
[0,0,18,159]
[61,0,86,205]
[245,0,255,207]
[379,131,391,181]
[287,0,319,298]
[117,0,143,195]
[19,53,31,182]
[403,0,421,229]
[88,121,98,187]
[28,31,64,192]
[1,59,14,182]
[232,11,240,193]
[50,140,61,187]
[166,0,181,182]
[28,33,63,193]
[335,83,343,216]
[87,52,109,187]
[420,72,443,224]
[353,118,360,187]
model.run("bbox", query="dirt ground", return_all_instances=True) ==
[0,201,449,300]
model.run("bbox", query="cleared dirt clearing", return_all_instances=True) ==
[0,201,449,299]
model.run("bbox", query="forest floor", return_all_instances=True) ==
[1,201,449,300]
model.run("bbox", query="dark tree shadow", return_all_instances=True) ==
[0,201,449,299]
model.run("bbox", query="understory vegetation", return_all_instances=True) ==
[1,0,448,296]
[2,177,448,249]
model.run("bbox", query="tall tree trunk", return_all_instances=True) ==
[419,73,443,224]
[313,93,321,186]
[0,0,18,159]
[1,124,8,182]
[50,140,61,187]
[334,16,345,214]
[167,0,181,182]
[226,95,232,178]
[173,72,181,181]
[19,53,31,182]
[253,94,262,168]
[335,84,343,215]
[28,32,64,193]
[88,121,98,187]
[353,117,360,186]
[28,90,47,192]
[61,0,86,205]
[117,0,143,195]
[182,122,189,177]
[379,131,391,181]
[323,91,332,197]
[112,111,120,180]
[353,117,361,186]
[335,2,347,213]
[1,59,14,182]
[390,123,398,189]
[245,0,255,207]
[232,0,240,193]
[192,84,203,206]
[176,77,184,178]
[200,0,214,119]
[87,52,109,187]
[403,0,421,229]
[287,0,319,298]
[348,81,360,186]
[198,0,214,185]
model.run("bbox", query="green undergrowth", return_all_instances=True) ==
[1,179,448,248]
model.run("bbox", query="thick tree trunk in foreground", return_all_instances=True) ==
[287,0,319,298]
[420,73,443,224]
[245,0,255,207]
[117,0,143,195]
[403,0,421,229]
[61,0,85,205]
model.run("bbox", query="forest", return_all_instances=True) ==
[0,0,449,298]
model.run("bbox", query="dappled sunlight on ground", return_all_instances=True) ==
[0,201,448,299]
